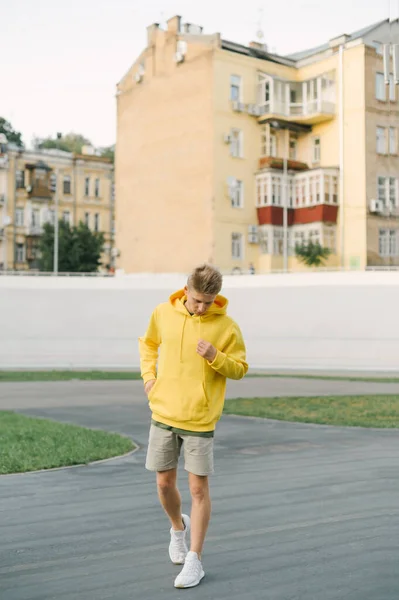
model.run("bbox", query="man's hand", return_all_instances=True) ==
[197,339,217,362]
[144,379,156,396]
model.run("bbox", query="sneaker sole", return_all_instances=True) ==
[174,570,205,589]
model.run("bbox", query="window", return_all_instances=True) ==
[50,173,57,193]
[231,180,244,208]
[63,176,71,195]
[16,243,25,263]
[84,212,90,227]
[390,177,398,207]
[261,125,277,157]
[289,137,297,160]
[48,209,55,225]
[379,229,399,257]
[324,228,336,252]
[230,75,241,102]
[389,74,395,101]
[16,170,25,189]
[85,177,90,196]
[376,72,385,101]
[312,137,321,163]
[94,178,100,198]
[259,227,269,254]
[273,229,284,255]
[230,129,243,158]
[376,127,386,154]
[63,210,71,225]
[231,232,243,259]
[94,213,100,232]
[378,176,387,205]
[15,207,24,226]
[32,209,40,227]
[389,127,397,155]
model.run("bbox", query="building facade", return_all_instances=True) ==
[116,16,399,274]
[0,144,114,272]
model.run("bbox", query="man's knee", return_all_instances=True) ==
[156,470,176,494]
[189,475,209,501]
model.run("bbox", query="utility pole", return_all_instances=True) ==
[53,168,59,274]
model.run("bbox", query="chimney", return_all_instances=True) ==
[249,41,268,52]
[147,23,159,46]
[167,15,181,34]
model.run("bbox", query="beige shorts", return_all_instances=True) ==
[145,424,214,476]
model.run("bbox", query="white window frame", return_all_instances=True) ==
[389,177,398,208]
[389,127,397,155]
[231,232,243,260]
[50,173,57,193]
[32,208,40,227]
[389,74,396,102]
[230,129,243,158]
[15,207,24,226]
[379,228,399,257]
[312,137,321,163]
[94,213,100,232]
[16,243,25,263]
[230,75,242,102]
[376,126,386,154]
[16,170,25,189]
[378,176,398,208]
[231,180,244,208]
[62,210,71,225]
[376,72,385,101]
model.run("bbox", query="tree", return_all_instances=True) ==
[99,145,115,162]
[36,132,92,154]
[295,241,332,267]
[0,117,23,147]
[39,221,105,272]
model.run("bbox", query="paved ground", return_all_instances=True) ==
[1,379,399,599]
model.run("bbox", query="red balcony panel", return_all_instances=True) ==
[257,206,295,226]
[292,204,338,224]
[257,204,338,226]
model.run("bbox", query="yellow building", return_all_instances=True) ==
[0,144,114,272]
[116,16,399,274]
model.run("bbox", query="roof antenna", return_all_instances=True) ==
[256,8,267,51]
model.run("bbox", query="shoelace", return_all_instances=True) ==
[180,557,201,578]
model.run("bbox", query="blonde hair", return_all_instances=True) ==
[187,264,223,295]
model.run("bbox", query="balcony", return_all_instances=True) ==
[256,168,339,225]
[27,225,43,236]
[27,184,52,200]
[257,72,336,125]
[259,156,309,172]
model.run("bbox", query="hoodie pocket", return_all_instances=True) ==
[149,377,209,424]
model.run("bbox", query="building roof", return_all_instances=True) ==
[285,18,388,61]
[221,40,295,67]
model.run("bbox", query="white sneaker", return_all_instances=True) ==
[174,551,205,589]
[169,514,190,565]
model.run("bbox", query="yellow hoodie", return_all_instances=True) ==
[139,289,248,432]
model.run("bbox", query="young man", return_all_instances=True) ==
[139,264,248,589]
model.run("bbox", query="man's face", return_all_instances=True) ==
[184,286,216,316]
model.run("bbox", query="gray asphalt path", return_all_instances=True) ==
[2,377,399,411]
[1,380,399,599]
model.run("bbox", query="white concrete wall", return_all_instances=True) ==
[1,272,399,371]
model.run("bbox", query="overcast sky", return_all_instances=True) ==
[0,0,397,148]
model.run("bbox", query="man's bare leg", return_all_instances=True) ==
[156,469,184,530]
[188,473,211,557]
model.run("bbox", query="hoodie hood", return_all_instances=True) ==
[169,289,228,317]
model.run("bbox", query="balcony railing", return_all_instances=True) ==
[257,72,336,124]
[28,184,53,200]
[27,225,43,236]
